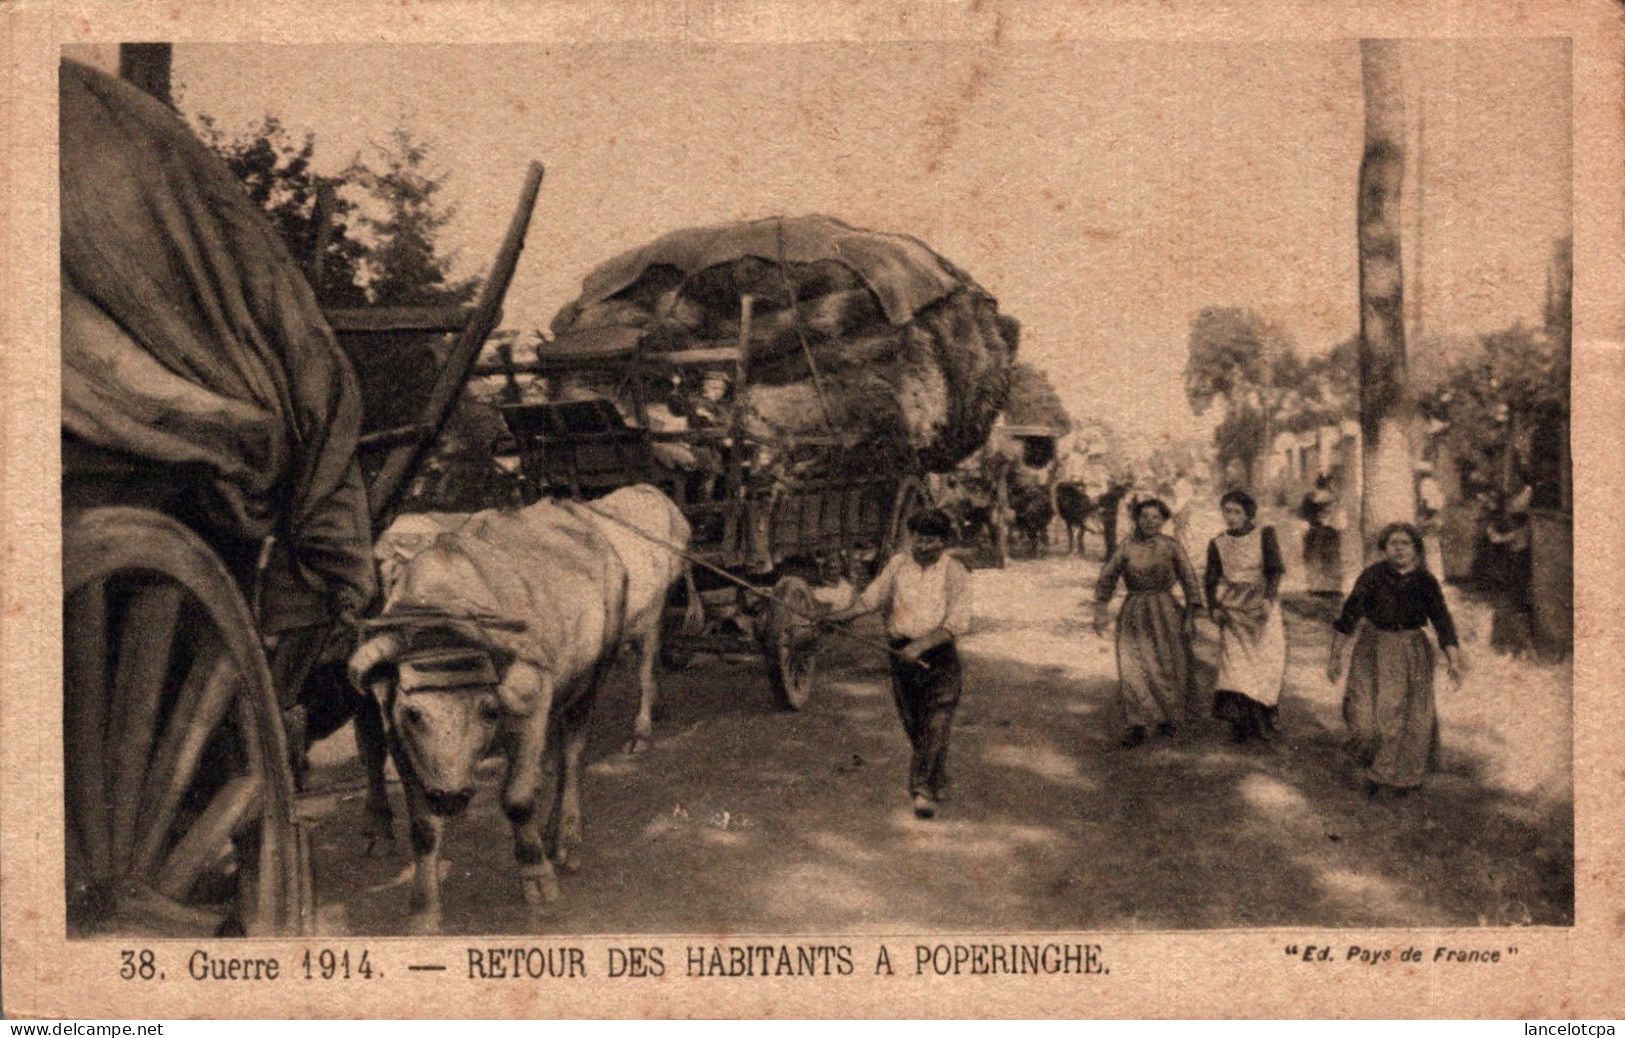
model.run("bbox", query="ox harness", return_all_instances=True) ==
[360,608,522,697]
[572,499,927,670]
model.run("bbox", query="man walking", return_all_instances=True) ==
[825,510,972,818]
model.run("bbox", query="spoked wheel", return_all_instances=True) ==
[63,507,303,938]
[762,575,821,711]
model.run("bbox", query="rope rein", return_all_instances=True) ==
[572,498,922,666]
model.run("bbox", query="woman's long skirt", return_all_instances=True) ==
[1303,525,1343,595]
[1114,590,1193,728]
[1343,626,1440,789]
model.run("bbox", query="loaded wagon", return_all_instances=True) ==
[490,317,931,711]
[480,214,1020,709]
[59,57,543,937]
[936,421,1063,568]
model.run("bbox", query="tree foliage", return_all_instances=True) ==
[193,116,479,308]
[344,128,479,307]
[1184,306,1295,485]
[1185,306,1360,487]
[193,113,370,307]
[1277,337,1358,433]
[1422,322,1568,498]
[1003,361,1073,434]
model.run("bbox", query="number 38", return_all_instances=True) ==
[121,949,158,980]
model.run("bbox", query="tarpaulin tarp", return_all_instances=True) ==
[60,59,375,629]
[548,215,1018,473]
[565,215,972,329]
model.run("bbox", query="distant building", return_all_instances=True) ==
[1265,420,1361,508]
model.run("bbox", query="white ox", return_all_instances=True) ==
[372,486,689,753]
[350,485,688,932]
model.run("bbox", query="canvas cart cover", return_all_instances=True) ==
[60,59,375,631]
[559,215,971,331]
[550,215,1019,472]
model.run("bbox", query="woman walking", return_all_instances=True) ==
[1093,498,1203,748]
[1327,522,1463,797]
[1205,490,1287,744]
[1298,473,1344,598]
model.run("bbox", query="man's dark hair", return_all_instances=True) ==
[907,509,954,541]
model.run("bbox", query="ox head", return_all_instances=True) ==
[350,623,533,817]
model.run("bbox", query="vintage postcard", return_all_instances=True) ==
[3,0,1623,1020]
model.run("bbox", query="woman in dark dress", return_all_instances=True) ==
[1299,473,1343,597]
[1093,498,1203,748]
[1327,522,1463,796]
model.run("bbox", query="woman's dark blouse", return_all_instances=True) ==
[1333,562,1459,648]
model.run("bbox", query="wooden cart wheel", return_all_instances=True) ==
[63,507,303,938]
[762,575,820,711]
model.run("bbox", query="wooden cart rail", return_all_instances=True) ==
[343,161,545,534]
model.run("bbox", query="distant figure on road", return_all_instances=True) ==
[1204,490,1287,745]
[1327,522,1463,798]
[1093,498,1203,748]
[824,509,971,819]
[1480,487,1535,657]
[1095,480,1132,558]
[1299,473,1344,597]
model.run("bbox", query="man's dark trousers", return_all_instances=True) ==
[889,638,963,800]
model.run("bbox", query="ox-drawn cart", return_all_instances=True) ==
[60,57,544,937]
[481,214,1018,710]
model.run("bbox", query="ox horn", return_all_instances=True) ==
[348,630,406,697]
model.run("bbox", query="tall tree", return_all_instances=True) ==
[1183,305,1296,489]
[347,128,479,307]
[1356,39,1414,556]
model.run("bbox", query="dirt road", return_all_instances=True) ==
[302,552,1573,936]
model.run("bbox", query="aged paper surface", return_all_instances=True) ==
[4,0,1624,1019]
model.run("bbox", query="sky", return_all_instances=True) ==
[73,38,1571,438]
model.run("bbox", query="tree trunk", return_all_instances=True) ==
[1501,409,1524,495]
[1357,39,1413,560]
[118,44,173,109]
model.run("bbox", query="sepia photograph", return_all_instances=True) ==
[6,0,1623,1019]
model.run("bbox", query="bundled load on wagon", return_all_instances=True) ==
[543,214,1020,480]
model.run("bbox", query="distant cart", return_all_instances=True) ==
[973,422,1064,568]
